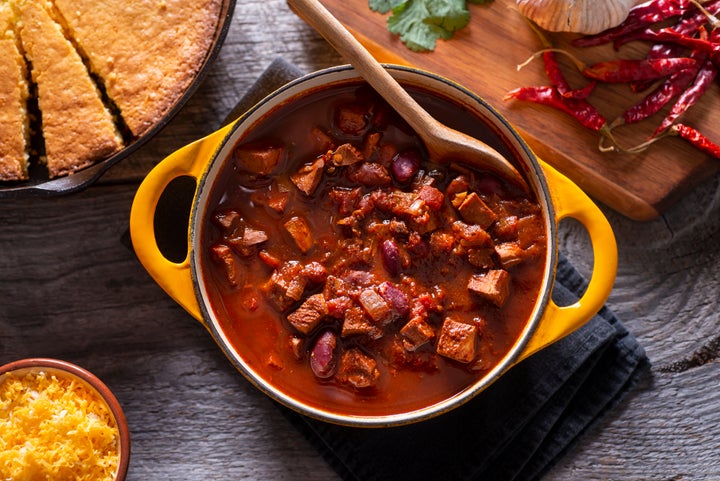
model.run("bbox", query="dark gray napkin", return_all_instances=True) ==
[232,58,650,481]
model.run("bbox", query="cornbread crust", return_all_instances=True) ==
[17,0,124,178]
[0,2,29,181]
[53,0,223,137]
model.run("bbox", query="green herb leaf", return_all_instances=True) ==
[370,0,492,52]
[425,0,470,34]
[387,1,452,52]
[369,0,405,14]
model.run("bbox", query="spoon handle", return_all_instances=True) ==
[287,0,436,133]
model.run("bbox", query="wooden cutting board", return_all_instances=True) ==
[321,0,720,221]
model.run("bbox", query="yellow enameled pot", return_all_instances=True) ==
[130,65,617,427]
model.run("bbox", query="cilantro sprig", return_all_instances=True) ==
[369,0,492,52]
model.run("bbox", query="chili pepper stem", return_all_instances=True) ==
[689,0,720,29]
[517,48,586,72]
[523,16,553,49]
[597,125,627,153]
[598,125,668,154]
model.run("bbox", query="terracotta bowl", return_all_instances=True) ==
[0,358,130,481]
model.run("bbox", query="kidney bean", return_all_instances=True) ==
[377,281,410,318]
[390,150,421,183]
[310,330,338,379]
[380,239,402,275]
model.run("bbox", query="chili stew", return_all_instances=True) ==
[201,83,547,416]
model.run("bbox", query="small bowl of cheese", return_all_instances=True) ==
[0,358,130,481]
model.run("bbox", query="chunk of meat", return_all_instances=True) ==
[233,143,284,175]
[348,162,392,187]
[358,288,392,324]
[212,209,241,231]
[238,227,268,246]
[362,132,382,160]
[335,104,368,135]
[467,247,495,269]
[284,216,314,253]
[416,185,444,211]
[446,175,471,197]
[468,269,511,307]
[388,337,439,372]
[436,318,478,363]
[329,187,362,215]
[250,182,291,214]
[309,126,335,153]
[291,158,325,196]
[495,242,525,269]
[227,226,268,256]
[335,348,380,389]
[400,316,436,351]
[341,306,382,339]
[326,295,354,319]
[429,231,455,255]
[452,221,492,247]
[493,215,519,241]
[456,192,498,228]
[301,261,328,284]
[331,143,365,166]
[266,261,307,310]
[517,214,545,249]
[209,243,242,288]
[286,293,328,334]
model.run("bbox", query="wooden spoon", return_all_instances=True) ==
[287,0,526,186]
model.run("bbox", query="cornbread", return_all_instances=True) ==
[0,2,29,181]
[17,0,123,178]
[0,369,120,481]
[53,0,223,137]
[0,0,223,181]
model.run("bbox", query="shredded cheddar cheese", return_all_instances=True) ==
[0,369,120,481]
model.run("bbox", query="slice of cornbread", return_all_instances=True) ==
[16,0,123,178]
[53,0,222,137]
[0,2,29,181]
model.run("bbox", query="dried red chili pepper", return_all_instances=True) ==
[504,86,607,132]
[654,57,718,135]
[573,0,693,47]
[540,51,597,99]
[621,28,720,58]
[582,57,698,82]
[628,7,715,91]
[616,43,707,126]
[616,66,699,127]
[671,123,720,158]
[526,20,596,99]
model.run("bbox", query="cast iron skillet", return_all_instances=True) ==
[0,0,236,198]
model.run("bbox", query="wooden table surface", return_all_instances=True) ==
[2,1,720,479]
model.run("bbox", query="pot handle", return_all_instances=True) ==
[516,160,618,362]
[129,122,236,325]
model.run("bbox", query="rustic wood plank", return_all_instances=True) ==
[2,1,720,480]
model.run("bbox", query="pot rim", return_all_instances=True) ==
[189,64,558,427]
